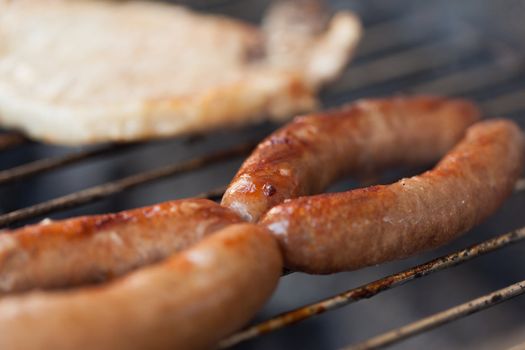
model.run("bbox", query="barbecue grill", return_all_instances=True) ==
[1,0,525,349]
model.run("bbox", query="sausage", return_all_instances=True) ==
[222,96,480,221]
[260,120,525,273]
[0,199,241,293]
[0,223,282,350]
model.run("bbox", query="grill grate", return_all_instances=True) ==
[1,1,525,349]
[220,227,525,348]
[344,279,525,350]
[0,141,255,227]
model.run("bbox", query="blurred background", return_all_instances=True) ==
[1,0,525,349]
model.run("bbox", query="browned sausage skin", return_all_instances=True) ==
[260,120,525,274]
[0,223,282,350]
[0,199,241,293]
[222,96,480,222]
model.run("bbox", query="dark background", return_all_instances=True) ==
[1,1,525,349]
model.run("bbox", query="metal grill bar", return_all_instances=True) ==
[355,8,442,60]
[220,227,525,348]
[0,3,521,349]
[4,60,518,191]
[0,84,522,227]
[0,132,27,152]
[0,124,523,228]
[194,185,228,201]
[2,90,523,229]
[331,31,480,94]
[408,59,524,97]
[343,280,525,350]
[0,144,135,185]
[0,141,255,227]
[0,10,516,203]
[0,43,512,226]
[480,90,525,116]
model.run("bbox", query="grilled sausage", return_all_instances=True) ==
[0,199,241,293]
[260,120,525,273]
[0,223,282,350]
[222,96,480,221]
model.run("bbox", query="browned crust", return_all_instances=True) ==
[0,223,282,350]
[0,199,241,293]
[222,96,480,221]
[260,119,525,273]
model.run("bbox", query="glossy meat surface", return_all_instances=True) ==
[222,96,480,221]
[261,120,524,273]
[0,199,241,293]
[0,223,282,350]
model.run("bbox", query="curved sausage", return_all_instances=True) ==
[222,96,480,221]
[0,223,282,350]
[0,199,241,293]
[260,119,525,273]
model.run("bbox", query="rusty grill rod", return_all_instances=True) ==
[0,168,522,229]
[0,132,27,152]
[0,141,255,227]
[343,279,525,350]
[0,66,520,190]
[0,5,521,347]
[0,144,136,185]
[1,138,522,229]
[0,18,522,226]
[0,140,523,228]
[0,27,516,186]
[0,91,522,227]
[0,7,434,157]
[220,227,525,348]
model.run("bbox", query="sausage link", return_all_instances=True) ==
[0,199,241,293]
[0,223,282,350]
[260,119,525,273]
[222,96,480,221]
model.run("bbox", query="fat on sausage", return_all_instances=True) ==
[0,223,282,350]
[222,96,480,221]
[0,199,241,293]
[260,119,524,273]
